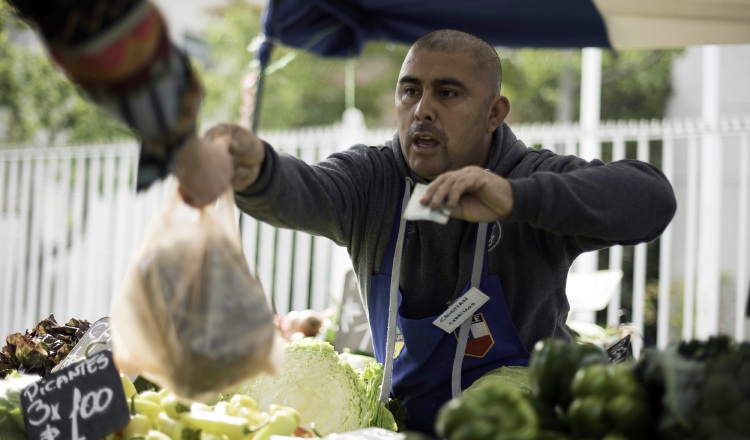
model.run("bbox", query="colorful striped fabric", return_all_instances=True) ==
[6,0,202,190]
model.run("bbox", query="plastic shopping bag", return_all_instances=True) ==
[111,186,280,401]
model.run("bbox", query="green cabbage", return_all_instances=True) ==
[468,366,532,395]
[232,339,396,435]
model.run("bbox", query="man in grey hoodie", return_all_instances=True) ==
[206,29,676,436]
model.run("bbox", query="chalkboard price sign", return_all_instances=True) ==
[20,350,129,440]
[52,317,114,373]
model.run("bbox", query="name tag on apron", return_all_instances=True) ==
[433,287,490,333]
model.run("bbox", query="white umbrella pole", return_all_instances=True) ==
[573,47,603,324]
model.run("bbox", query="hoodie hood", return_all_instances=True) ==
[388,122,518,183]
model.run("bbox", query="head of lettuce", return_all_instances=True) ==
[230,339,397,436]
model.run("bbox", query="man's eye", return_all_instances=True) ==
[439,89,457,98]
[404,87,419,96]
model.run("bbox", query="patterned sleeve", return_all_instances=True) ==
[6,0,202,190]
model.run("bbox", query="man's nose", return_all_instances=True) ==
[414,94,435,122]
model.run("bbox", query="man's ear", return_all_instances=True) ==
[487,95,510,133]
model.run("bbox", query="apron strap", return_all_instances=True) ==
[379,183,411,404]
[451,222,489,398]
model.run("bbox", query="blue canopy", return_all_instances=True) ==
[259,0,609,65]
[258,0,750,66]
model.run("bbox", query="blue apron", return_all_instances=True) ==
[368,185,529,436]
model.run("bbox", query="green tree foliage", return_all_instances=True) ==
[600,50,680,121]
[501,48,681,124]
[0,1,33,142]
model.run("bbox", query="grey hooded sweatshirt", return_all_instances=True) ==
[235,122,676,352]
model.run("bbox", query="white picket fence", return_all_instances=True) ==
[1,111,748,356]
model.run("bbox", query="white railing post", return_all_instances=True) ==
[696,45,722,339]
[682,135,700,340]
[657,132,675,349]
[736,133,749,342]
[15,156,33,331]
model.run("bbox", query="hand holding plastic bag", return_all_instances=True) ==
[111,186,280,401]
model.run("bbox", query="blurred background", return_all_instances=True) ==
[0,0,696,142]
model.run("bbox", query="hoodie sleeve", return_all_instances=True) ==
[506,149,677,252]
[234,142,395,248]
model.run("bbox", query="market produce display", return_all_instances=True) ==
[635,335,750,439]
[0,315,91,378]
[105,373,306,440]
[566,363,654,439]
[434,336,750,440]
[528,338,609,410]
[0,366,309,440]
[2,313,748,440]
[231,338,397,436]
[435,367,538,440]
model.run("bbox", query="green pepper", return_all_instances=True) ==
[436,381,539,440]
[527,394,568,432]
[567,395,610,439]
[567,363,654,439]
[536,431,573,440]
[528,338,609,409]
[435,398,474,439]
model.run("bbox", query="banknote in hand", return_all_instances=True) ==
[403,183,452,224]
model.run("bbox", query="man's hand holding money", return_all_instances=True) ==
[407,166,514,224]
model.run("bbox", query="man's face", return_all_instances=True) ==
[395,47,504,181]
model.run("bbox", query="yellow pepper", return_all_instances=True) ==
[122,413,152,439]
[251,405,300,440]
[181,410,252,439]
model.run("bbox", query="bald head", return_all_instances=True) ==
[411,29,502,97]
